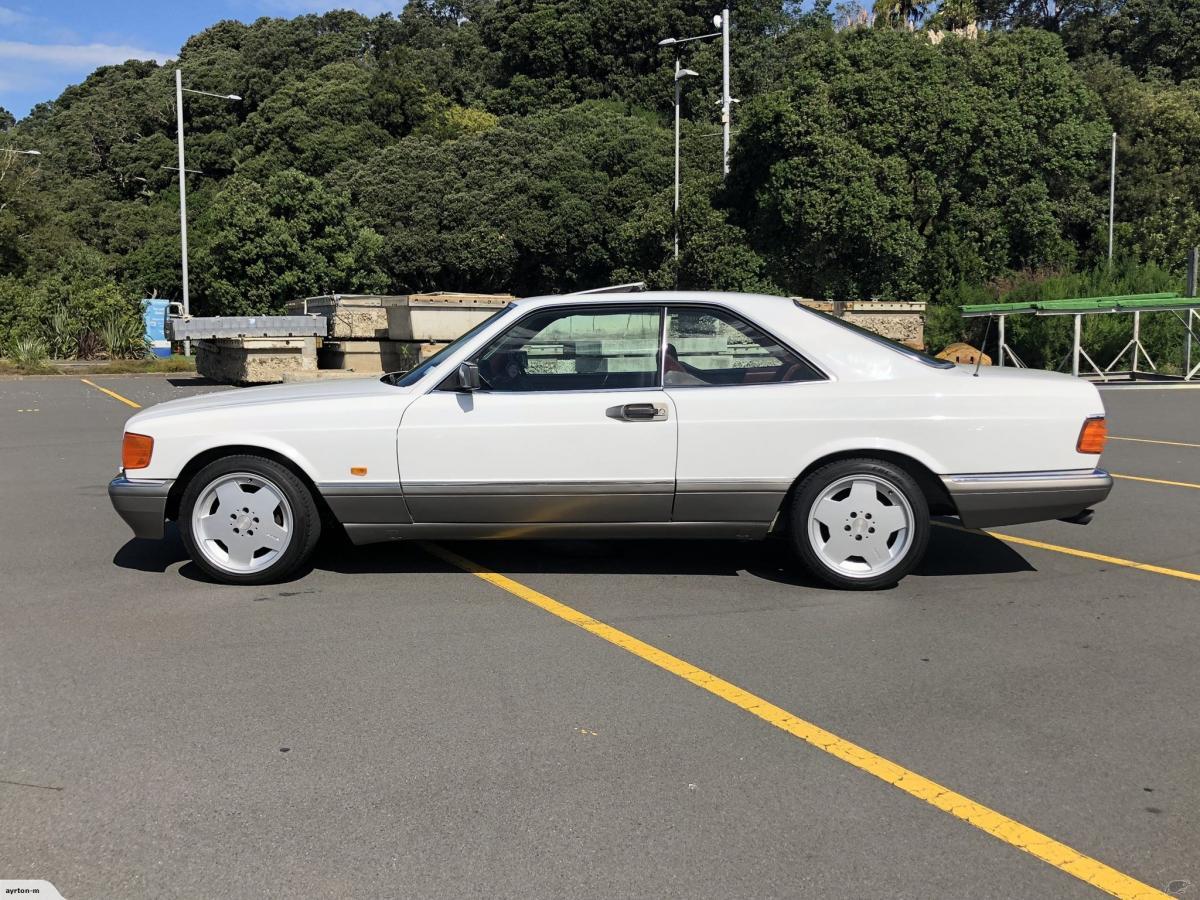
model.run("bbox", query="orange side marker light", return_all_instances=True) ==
[122,432,154,470]
[1077,417,1107,454]
[350,467,368,477]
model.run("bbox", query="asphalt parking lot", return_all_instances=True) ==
[1,374,1197,899]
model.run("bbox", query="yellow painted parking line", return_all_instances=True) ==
[1112,473,1200,491]
[935,522,1200,584]
[421,541,1168,900]
[1111,436,1200,450]
[80,378,141,409]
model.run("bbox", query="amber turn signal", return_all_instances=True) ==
[1076,417,1107,454]
[122,432,154,470]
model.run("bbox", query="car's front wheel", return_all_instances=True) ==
[180,455,321,585]
[789,458,930,590]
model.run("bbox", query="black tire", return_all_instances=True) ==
[179,454,321,585]
[789,458,930,591]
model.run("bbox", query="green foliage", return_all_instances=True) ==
[6,334,48,367]
[348,101,674,294]
[730,28,1110,303]
[1077,60,1200,268]
[929,259,1188,370]
[100,312,150,359]
[1064,0,1200,83]
[193,169,388,315]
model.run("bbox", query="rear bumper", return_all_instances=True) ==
[942,469,1112,529]
[108,474,173,539]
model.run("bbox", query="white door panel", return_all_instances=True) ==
[398,390,677,523]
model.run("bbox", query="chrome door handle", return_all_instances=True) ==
[608,402,668,422]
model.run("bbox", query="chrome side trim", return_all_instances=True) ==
[108,475,173,540]
[942,468,1113,528]
[318,482,412,525]
[343,521,771,545]
[676,478,793,492]
[404,480,672,496]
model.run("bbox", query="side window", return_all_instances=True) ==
[475,307,662,392]
[664,307,823,387]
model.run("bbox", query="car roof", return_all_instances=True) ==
[513,290,795,309]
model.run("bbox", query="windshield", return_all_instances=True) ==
[793,301,954,370]
[382,304,515,387]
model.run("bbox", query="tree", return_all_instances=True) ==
[873,0,928,29]
[193,170,387,315]
[728,27,1111,301]
[1065,0,1200,82]
[237,62,395,177]
[348,102,675,294]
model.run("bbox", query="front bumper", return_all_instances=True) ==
[942,469,1113,529]
[108,474,173,539]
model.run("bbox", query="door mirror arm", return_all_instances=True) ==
[455,361,483,392]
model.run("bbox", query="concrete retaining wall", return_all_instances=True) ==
[795,299,927,349]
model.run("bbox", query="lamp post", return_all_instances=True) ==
[658,30,718,262]
[1108,131,1117,262]
[716,7,733,177]
[673,61,700,260]
[174,69,241,354]
[0,148,41,156]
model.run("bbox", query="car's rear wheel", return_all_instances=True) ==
[180,455,321,585]
[789,458,929,590]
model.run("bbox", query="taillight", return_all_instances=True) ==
[1076,417,1107,454]
[122,432,154,470]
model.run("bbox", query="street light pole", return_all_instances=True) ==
[0,148,41,156]
[174,69,191,354]
[1108,131,1117,262]
[673,61,699,260]
[674,57,681,261]
[719,6,732,177]
[173,71,241,355]
[658,30,718,262]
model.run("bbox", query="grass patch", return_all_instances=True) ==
[0,359,57,376]
[98,356,197,374]
[0,355,197,376]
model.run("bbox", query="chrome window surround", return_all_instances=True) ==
[424,300,830,396]
[661,303,829,388]
[435,302,665,396]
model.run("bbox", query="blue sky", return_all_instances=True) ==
[0,0,409,119]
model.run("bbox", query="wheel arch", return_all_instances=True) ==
[774,449,955,532]
[165,445,327,522]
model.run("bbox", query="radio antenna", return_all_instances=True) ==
[974,314,994,377]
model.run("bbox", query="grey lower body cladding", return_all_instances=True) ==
[318,478,791,545]
[940,469,1113,528]
[109,475,173,539]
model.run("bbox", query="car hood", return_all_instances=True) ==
[130,376,410,424]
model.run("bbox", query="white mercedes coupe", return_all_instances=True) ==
[109,291,1112,589]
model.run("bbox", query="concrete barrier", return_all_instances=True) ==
[196,337,318,385]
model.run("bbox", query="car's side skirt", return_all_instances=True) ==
[403,480,675,524]
[673,478,792,522]
[320,482,413,525]
[342,521,772,545]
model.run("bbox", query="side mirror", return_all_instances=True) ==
[456,361,482,392]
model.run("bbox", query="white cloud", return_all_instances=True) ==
[0,40,173,69]
[0,6,28,26]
